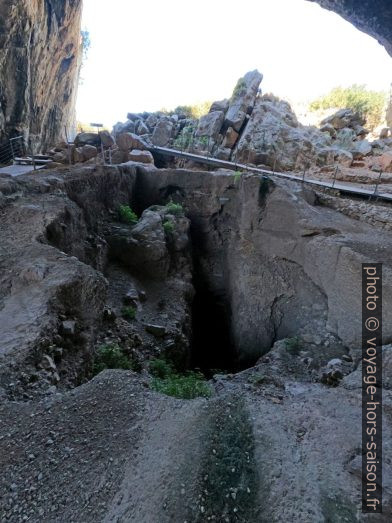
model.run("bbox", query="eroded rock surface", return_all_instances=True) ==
[2,164,392,521]
[0,0,82,150]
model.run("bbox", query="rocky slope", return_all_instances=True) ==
[0,0,82,151]
[109,72,392,176]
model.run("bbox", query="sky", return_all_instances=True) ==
[76,0,392,128]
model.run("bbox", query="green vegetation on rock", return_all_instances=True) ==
[150,358,211,399]
[309,84,387,130]
[121,306,136,321]
[93,343,133,375]
[118,205,138,225]
[165,200,184,216]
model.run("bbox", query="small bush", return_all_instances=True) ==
[234,170,242,183]
[151,371,211,399]
[149,358,174,379]
[93,343,132,375]
[118,205,138,225]
[165,200,184,216]
[284,336,302,355]
[171,102,212,119]
[121,306,136,320]
[163,219,175,234]
[232,78,247,99]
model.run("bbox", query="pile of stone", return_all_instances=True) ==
[47,129,154,166]
[111,70,364,171]
[318,108,392,169]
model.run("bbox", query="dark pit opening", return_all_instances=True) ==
[191,283,237,377]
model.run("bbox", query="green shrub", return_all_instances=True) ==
[121,306,136,320]
[232,77,247,99]
[149,358,174,379]
[93,343,132,375]
[151,371,211,399]
[163,219,175,234]
[234,170,242,183]
[309,85,387,130]
[165,200,184,216]
[118,205,138,225]
[284,336,302,355]
[159,102,211,119]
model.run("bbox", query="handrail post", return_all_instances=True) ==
[331,165,339,188]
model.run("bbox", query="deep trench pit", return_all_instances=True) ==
[188,223,259,377]
[190,281,236,376]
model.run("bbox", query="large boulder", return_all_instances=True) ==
[116,132,148,152]
[232,95,332,170]
[151,120,173,147]
[74,132,100,147]
[320,108,366,130]
[351,139,372,159]
[128,150,154,164]
[225,70,263,132]
[99,130,115,147]
[209,99,230,113]
[108,207,190,279]
[113,120,135,135]
[81,145,98,161]
[380,151,392,172]
[195,111,225,139]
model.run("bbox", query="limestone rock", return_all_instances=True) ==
[222,127,239,149]
[108,210,170,279]
[351,139,372,159]
[136,121,150,136]
[320,108,366,131]
[225,70,263,132]
[331,148,353,167]
[151,120,173,147]
[232,95,331,170]
[113,120,136,135]
[320,123,337,138]
[380,151,392,172]
[195,111,224,140]
[128,150,154,164]
[75,133,100,147]
[0,0,82,149]
[116,133,148,152]
[99,131,115,147]
[209,99,230,113]
[144,324,167,337]
[81,145,98,161]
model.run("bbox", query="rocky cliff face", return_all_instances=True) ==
[0,0,82,151]
[310,0,392,57]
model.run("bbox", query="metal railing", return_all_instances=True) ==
[0,136,25,165]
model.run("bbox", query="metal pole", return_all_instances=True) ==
[64,125,72,166]
[331,165,339,188]
[101,143,105,165]
[30,141,36,171]
[372,170,383,200]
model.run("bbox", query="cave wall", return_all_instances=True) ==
[136,166,392,364]
[309,0,392,57]
[0,0,82,151]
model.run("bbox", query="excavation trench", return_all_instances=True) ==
[5,163,366,400]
